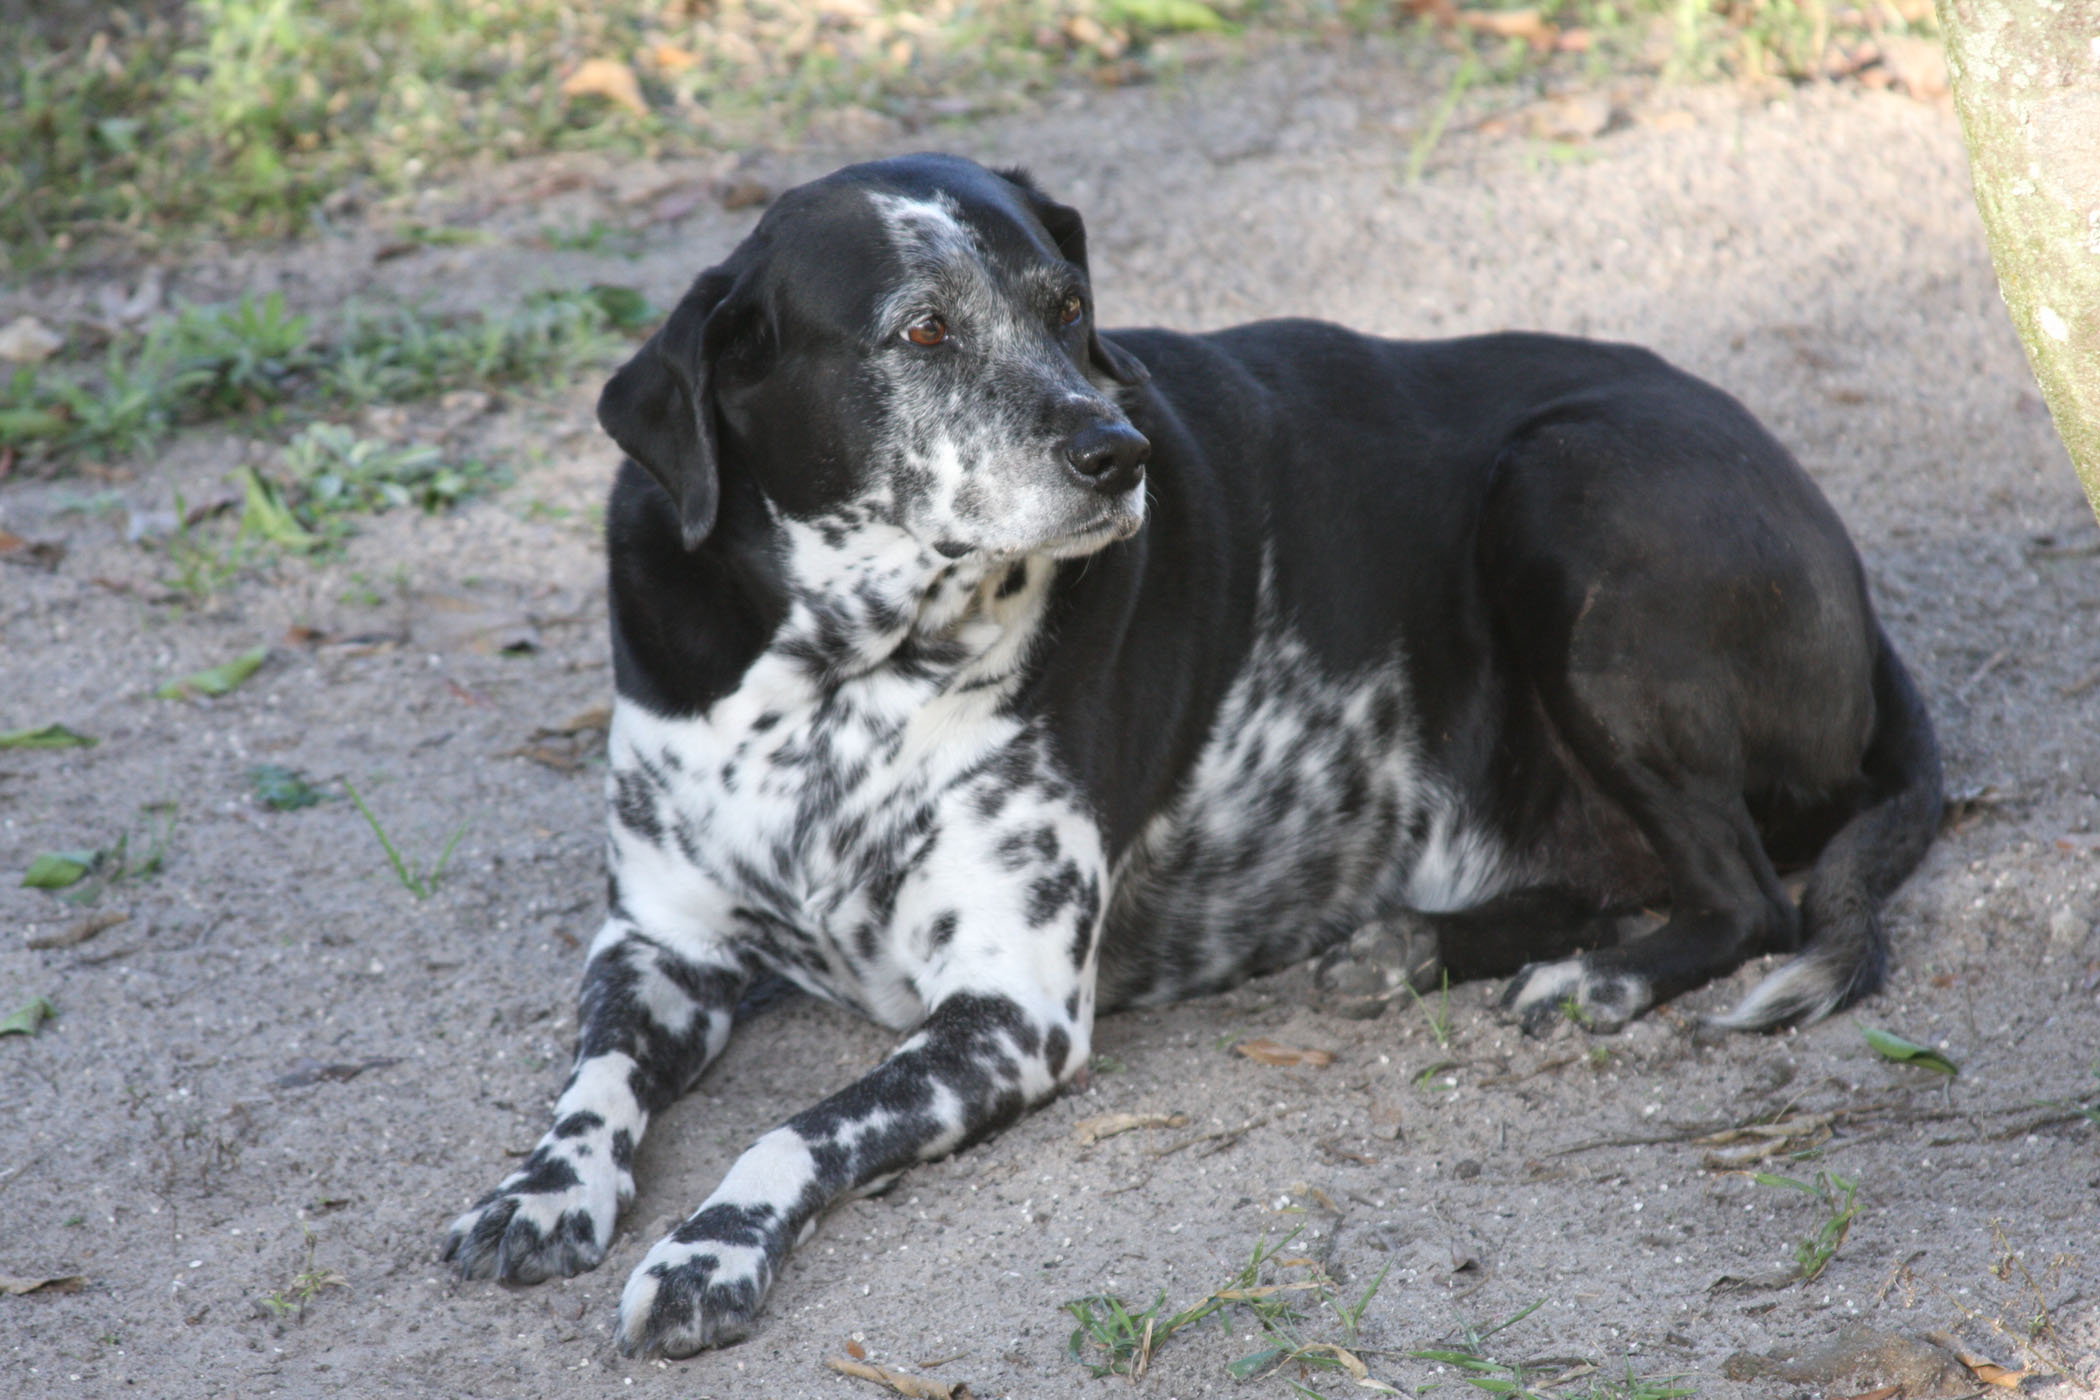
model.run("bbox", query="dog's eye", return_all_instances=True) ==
[1060,294,1084,326]
[905,315,948,347]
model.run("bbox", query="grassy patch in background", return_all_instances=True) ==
[1,288,627,466]
[2,0,1939,263]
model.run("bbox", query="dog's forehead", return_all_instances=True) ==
[759,159,1068,300]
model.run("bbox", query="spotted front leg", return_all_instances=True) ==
[443,919,746,1283]
[616,989,1083,1355]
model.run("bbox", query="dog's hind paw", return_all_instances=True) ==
[1312,916,1443,1019]
[442,1136,625,1284]
[616,1230,774,1357]
[1498,956,1650,1036]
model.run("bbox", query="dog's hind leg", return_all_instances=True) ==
[1313,892,1620,1019]
[1494,763,1795,1034]
[1475,402,1869,1033]
[442,916,748,1283]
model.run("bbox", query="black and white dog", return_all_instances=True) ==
[444,154,1940,1355]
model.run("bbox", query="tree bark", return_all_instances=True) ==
[1935,0,2100,526]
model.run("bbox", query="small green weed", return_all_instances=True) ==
[1414,1058,1460,1091]
[1406,970,1455,1049]
[20,804,177,904]
[250,764,329,811]
[282,424,491,517]
[1411,1301,1694,1399]
[1753,1168,1860,1282]
[157,494,253,607]
[1067,1229,1395,1385]
[344,781,466,899]
[1406,51,1479,185]
[258,1225,348,1322]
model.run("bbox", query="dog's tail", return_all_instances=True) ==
[1710,628,1942,1031]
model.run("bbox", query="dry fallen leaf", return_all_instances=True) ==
[1073,1111,1188,1146]
[25,909,130,951]
[0,531,68,570]
[0,314,64,364]
[845,1337,868,1360]
[0,1274,87,1296]
[651,42,700,72]
[1233,1038,1334,1068]
[1458,7,1557,48]
[561,58,648,117]
[827,1356,972,1399]
[530,705,612,740]
[1953,1353,2032,1389]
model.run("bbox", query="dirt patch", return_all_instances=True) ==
[4,47,2097,1399]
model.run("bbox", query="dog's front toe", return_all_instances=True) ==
[1313,917,1442,1018]
[1498,956,1649,1036]
[617,1236,771,1357]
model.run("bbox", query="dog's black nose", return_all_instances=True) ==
[1062,422,1150,494]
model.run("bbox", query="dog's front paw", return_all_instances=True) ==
[442,1134,627,1284]
[1498,956,1650,1036]
[1313,917,1443,1019]
[616,1220,777,1357]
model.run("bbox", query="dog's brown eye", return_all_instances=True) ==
[906,315,947,347]
[1060,294,1084,326]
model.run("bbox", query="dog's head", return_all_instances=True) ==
[598,154,1151,561]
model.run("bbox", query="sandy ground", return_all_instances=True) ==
[4,39,2099,1400]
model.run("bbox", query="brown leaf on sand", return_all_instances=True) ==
[25,909,130,951]
[651,42,700,72]
[1458,7,1558,49]
[0,531,68,570]
[1073,1111,1189,1146]
[1233,1038,1334,1068]
[561,58,648,117]
[845,1338,868,1360]
[1951,1355,2032,1389]
[529,705,611,741]
[0,1274,87,1296]
[827,1356,974,1399]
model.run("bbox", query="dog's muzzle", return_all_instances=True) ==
[1061,422,1150,496]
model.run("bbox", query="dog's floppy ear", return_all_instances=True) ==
[997,166,1149,388]
[597,265,751,550]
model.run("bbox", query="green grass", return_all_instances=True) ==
[258,1225,348,1322]
[2,288,627,468]
[343,781,467,900]
[1065,1228,1397,1384]
[1753,1168,1860,1282]
[1406,969,1456,1049]
[2,1,1939,263]
[1410,1301,1695,1400]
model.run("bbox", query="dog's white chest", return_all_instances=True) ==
[604,631,1031,1026]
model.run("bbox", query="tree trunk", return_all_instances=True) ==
[1935,0,2100,526]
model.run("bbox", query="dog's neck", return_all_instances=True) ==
[771,512,1052,689]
